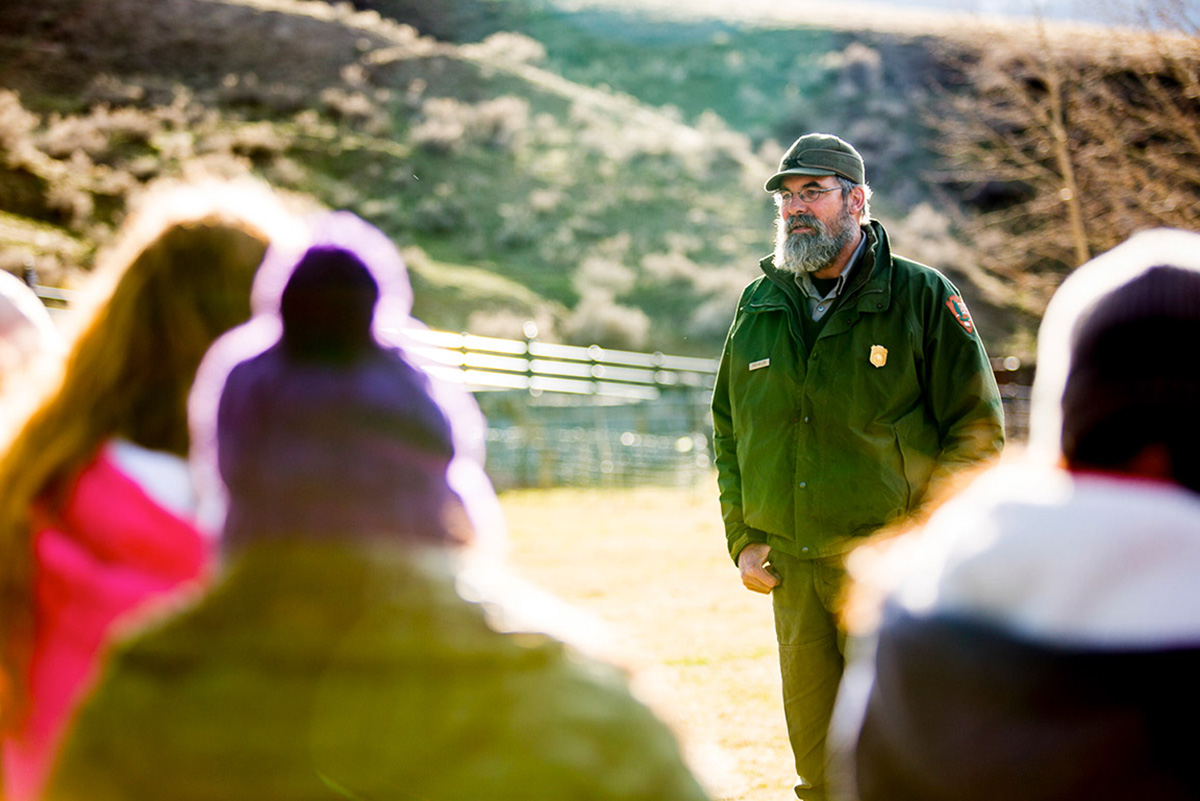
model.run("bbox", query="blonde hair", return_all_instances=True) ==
[0,177,297,728]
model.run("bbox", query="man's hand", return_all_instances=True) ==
[737,542,780,594]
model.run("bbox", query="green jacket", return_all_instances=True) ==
[44,542,711,801]
[712,221,1004,562]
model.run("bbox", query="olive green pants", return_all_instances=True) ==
[769,549,846,801]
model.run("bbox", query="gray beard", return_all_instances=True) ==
[773,211,855,275]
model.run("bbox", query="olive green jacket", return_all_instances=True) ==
[712,221,1004,562]
[44,542,711,801]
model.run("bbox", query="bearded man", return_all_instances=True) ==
[710,133,1005,801]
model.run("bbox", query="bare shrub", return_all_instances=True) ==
[0,92,40,158]
[45,152,95,229]
[412,93,529,153]
[688,295,737,344]
[573,255,637,297]
[319,87,390,134]
[39,106,157,160]
[569,99,681,163]
[200,121,293,165]
[686,270,748,344]
[563,293,650,351]
[931,8,1200,296]
[825,42,885,98]
[464,32,547,66]
[472,96,529,150]
[466,307,556,342]
[528,187,563,214]
[884,203,968,271]
[81,75,148,107]
[411,97,469,153]
[641,250,698,286]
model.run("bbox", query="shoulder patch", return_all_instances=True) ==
[945,294,975,335]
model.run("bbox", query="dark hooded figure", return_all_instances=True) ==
[44,211,712,801]
[830,228,1200,801]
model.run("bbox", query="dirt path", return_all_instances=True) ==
[501,482,794,801]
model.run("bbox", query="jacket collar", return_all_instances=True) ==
[752,221,894,318]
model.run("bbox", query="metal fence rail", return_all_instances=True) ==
[402,328,1032,489]
[398,328,718,400]
[393,328,720,489]
[30,280,1030,488]
[481,398,713,491]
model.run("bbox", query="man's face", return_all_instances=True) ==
[773,175,859,276]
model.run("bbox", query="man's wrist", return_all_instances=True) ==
[729,531,766,566]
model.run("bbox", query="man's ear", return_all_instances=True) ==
[847,186,866,217]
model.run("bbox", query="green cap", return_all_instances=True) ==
[764,133,865,192]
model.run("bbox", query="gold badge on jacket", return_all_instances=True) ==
[869,344,888,368]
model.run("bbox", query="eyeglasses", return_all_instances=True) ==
[774,186,841,206]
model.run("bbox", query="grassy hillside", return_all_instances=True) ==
[0,0,781,355]
[0,0,1086,361]
[508,6,944,205]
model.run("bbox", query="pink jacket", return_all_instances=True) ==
[2,444,212,801]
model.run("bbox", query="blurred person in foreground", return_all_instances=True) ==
[43,212,713,801]
[0,178,296,801]
[0,270,64,452]
[0,269,62,399]
[830,228,1200,801]
[711,132,1005,800]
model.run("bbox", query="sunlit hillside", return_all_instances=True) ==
[2,0,1196,362]
[1,0,778,357]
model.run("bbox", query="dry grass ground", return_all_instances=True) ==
[499,480,795,801]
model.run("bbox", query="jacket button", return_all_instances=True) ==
[799,481,807,489]
[801,546,810,554]
[803,416,810,423]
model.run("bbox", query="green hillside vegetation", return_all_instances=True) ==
[2,0,1195,362]
[1,0,780,355]
[500,1,1200,360]
[509,7,939,202]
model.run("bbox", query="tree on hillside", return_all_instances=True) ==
[931,2,1200,316]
